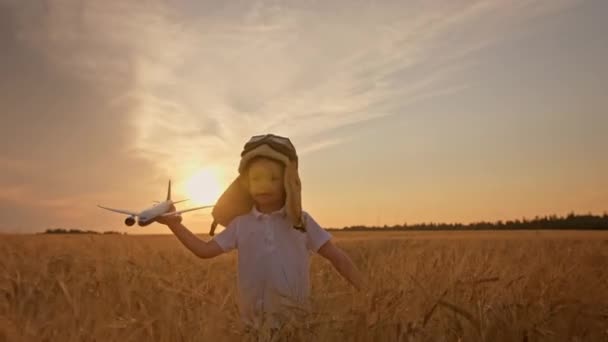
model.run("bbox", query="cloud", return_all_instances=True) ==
[0,0,582,232]
[124,0,580,172]
[299,137,349,156]
[0,1,166,231]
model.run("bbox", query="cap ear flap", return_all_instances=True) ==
[211,175,254,227]
[239,173,250,190]
[284,161,304,229]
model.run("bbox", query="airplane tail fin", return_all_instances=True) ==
[167,180,172,201]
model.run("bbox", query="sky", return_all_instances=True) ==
[1,0,607,234]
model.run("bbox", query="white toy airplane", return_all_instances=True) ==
[98,180,213,227]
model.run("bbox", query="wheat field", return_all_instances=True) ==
[1,230,607,341]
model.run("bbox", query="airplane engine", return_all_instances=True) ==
[124,216,136,226]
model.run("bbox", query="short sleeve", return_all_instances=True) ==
[304,211,332,252]
[212,218,238,252]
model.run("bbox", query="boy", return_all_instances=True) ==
[155,134,364,331]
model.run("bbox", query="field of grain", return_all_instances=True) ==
[1,231,607,341]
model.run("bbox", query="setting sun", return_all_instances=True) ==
[184,168,222,205]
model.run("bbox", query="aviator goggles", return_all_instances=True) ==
[241,134,298,162]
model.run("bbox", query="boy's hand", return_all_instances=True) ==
[154,214,182,226]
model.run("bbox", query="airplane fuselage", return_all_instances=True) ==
[137,201,174,226]
[98,179,211,227]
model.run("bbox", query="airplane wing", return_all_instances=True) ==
[161,205,214,217]
[97,205,139,217]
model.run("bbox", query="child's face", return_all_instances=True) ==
[246,158,285,207]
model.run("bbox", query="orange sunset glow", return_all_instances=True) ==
[0,0,607,234]
[184,167,223,206]
[3,2,608,341]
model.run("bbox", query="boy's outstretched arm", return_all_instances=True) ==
[155,216,224,259]
[318,240,366,291]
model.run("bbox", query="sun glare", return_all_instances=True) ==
[184,168,222,205]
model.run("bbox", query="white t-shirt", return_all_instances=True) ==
[212,206,332,329]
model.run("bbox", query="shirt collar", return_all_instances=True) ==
[251,205,287,219]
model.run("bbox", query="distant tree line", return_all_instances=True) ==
[42,228,126,235]
[328,212,608,231]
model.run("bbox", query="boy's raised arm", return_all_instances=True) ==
[156,216,224,259]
